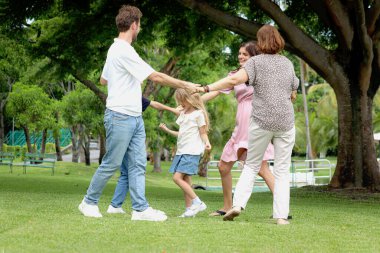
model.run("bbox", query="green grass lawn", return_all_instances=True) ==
[1,161,380,253]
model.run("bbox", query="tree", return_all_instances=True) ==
[176,0,380,190]
[60,86,104,165]
[0,30,29,150]
[6,83,54,153]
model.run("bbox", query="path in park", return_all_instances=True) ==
[61,145,100,164]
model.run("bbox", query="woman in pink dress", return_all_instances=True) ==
[202,41,275,216]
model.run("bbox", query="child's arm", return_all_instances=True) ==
[150,101,181,116]
[199,126,212,150]
[159,123,179,137]
[201,91,220,103]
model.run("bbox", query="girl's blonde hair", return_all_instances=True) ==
[175,88,210,132]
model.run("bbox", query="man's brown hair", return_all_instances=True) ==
[257,25,285,54]
[115,5,142,32]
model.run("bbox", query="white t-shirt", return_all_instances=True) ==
[101,38,155,116]
[176,110,206,155]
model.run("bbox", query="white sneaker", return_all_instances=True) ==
[78,199,102,218]
[107,205,126,214]
[178,210,193,218]
[131,207,167,221]
[184,202,207,217]
[277,218,290,225]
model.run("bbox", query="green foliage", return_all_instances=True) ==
[6,82,55,131]
[60,84,105,134]
[294,84,338,156]
[372,92,380,133]
[45,142,56,153]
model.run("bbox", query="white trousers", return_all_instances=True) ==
[233,119,295,219]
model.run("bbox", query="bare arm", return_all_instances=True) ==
[150,101,181,116]
[201,91,220,102]
[196,68,248,93]
[159,123,179,137]
[100,77,107,85]
[199,126,211,150]
[148,72,198,94]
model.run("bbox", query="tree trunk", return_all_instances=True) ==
[22,126,33,153]
[54,131,63,161]
[330,73,380,191]
[99,133,106,164]
[70,125,79,163]
[40,129,47,155]
[82,141,91,166]
[80,129,91,166]
[152,150,162,172]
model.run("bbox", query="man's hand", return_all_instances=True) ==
[183,82,200,94]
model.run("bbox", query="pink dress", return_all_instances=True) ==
[220,76,274,162]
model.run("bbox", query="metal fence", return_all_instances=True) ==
[205,159,333,190]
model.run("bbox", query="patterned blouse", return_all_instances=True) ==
[243,54,299,132]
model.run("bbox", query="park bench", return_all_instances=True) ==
[22,153,57,175]
[0,152,15,173]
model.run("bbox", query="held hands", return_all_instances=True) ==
[183,81,200,94]
[159,123,168,131]
[195,85,209,93]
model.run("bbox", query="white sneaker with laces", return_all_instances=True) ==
[131,207,167,221]
[107,205,126,214]
[78,199,102,218]
[184,202,207,217]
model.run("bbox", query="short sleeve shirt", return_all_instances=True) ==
[243,54,299,131]
[176,110,206,155]
[101,38,155,116]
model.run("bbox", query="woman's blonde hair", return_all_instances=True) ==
[175,88,210,132]
[257,25,285,54]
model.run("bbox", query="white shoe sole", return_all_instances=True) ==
[184,203,207,217]
[78,203,102,218]
[131,216,167,222]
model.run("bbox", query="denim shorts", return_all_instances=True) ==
[169,154,201,175]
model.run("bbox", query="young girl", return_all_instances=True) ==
[159,88,211,217]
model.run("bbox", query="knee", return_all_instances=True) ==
[218,163,231,176]
[172,175,180,184]
[258,163,269,177]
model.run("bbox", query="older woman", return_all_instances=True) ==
[199,25,298,225]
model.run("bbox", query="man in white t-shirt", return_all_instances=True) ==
[78,5,198,221]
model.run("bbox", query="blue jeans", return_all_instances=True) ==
[84,109,149,211]
[110,156,130,208]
